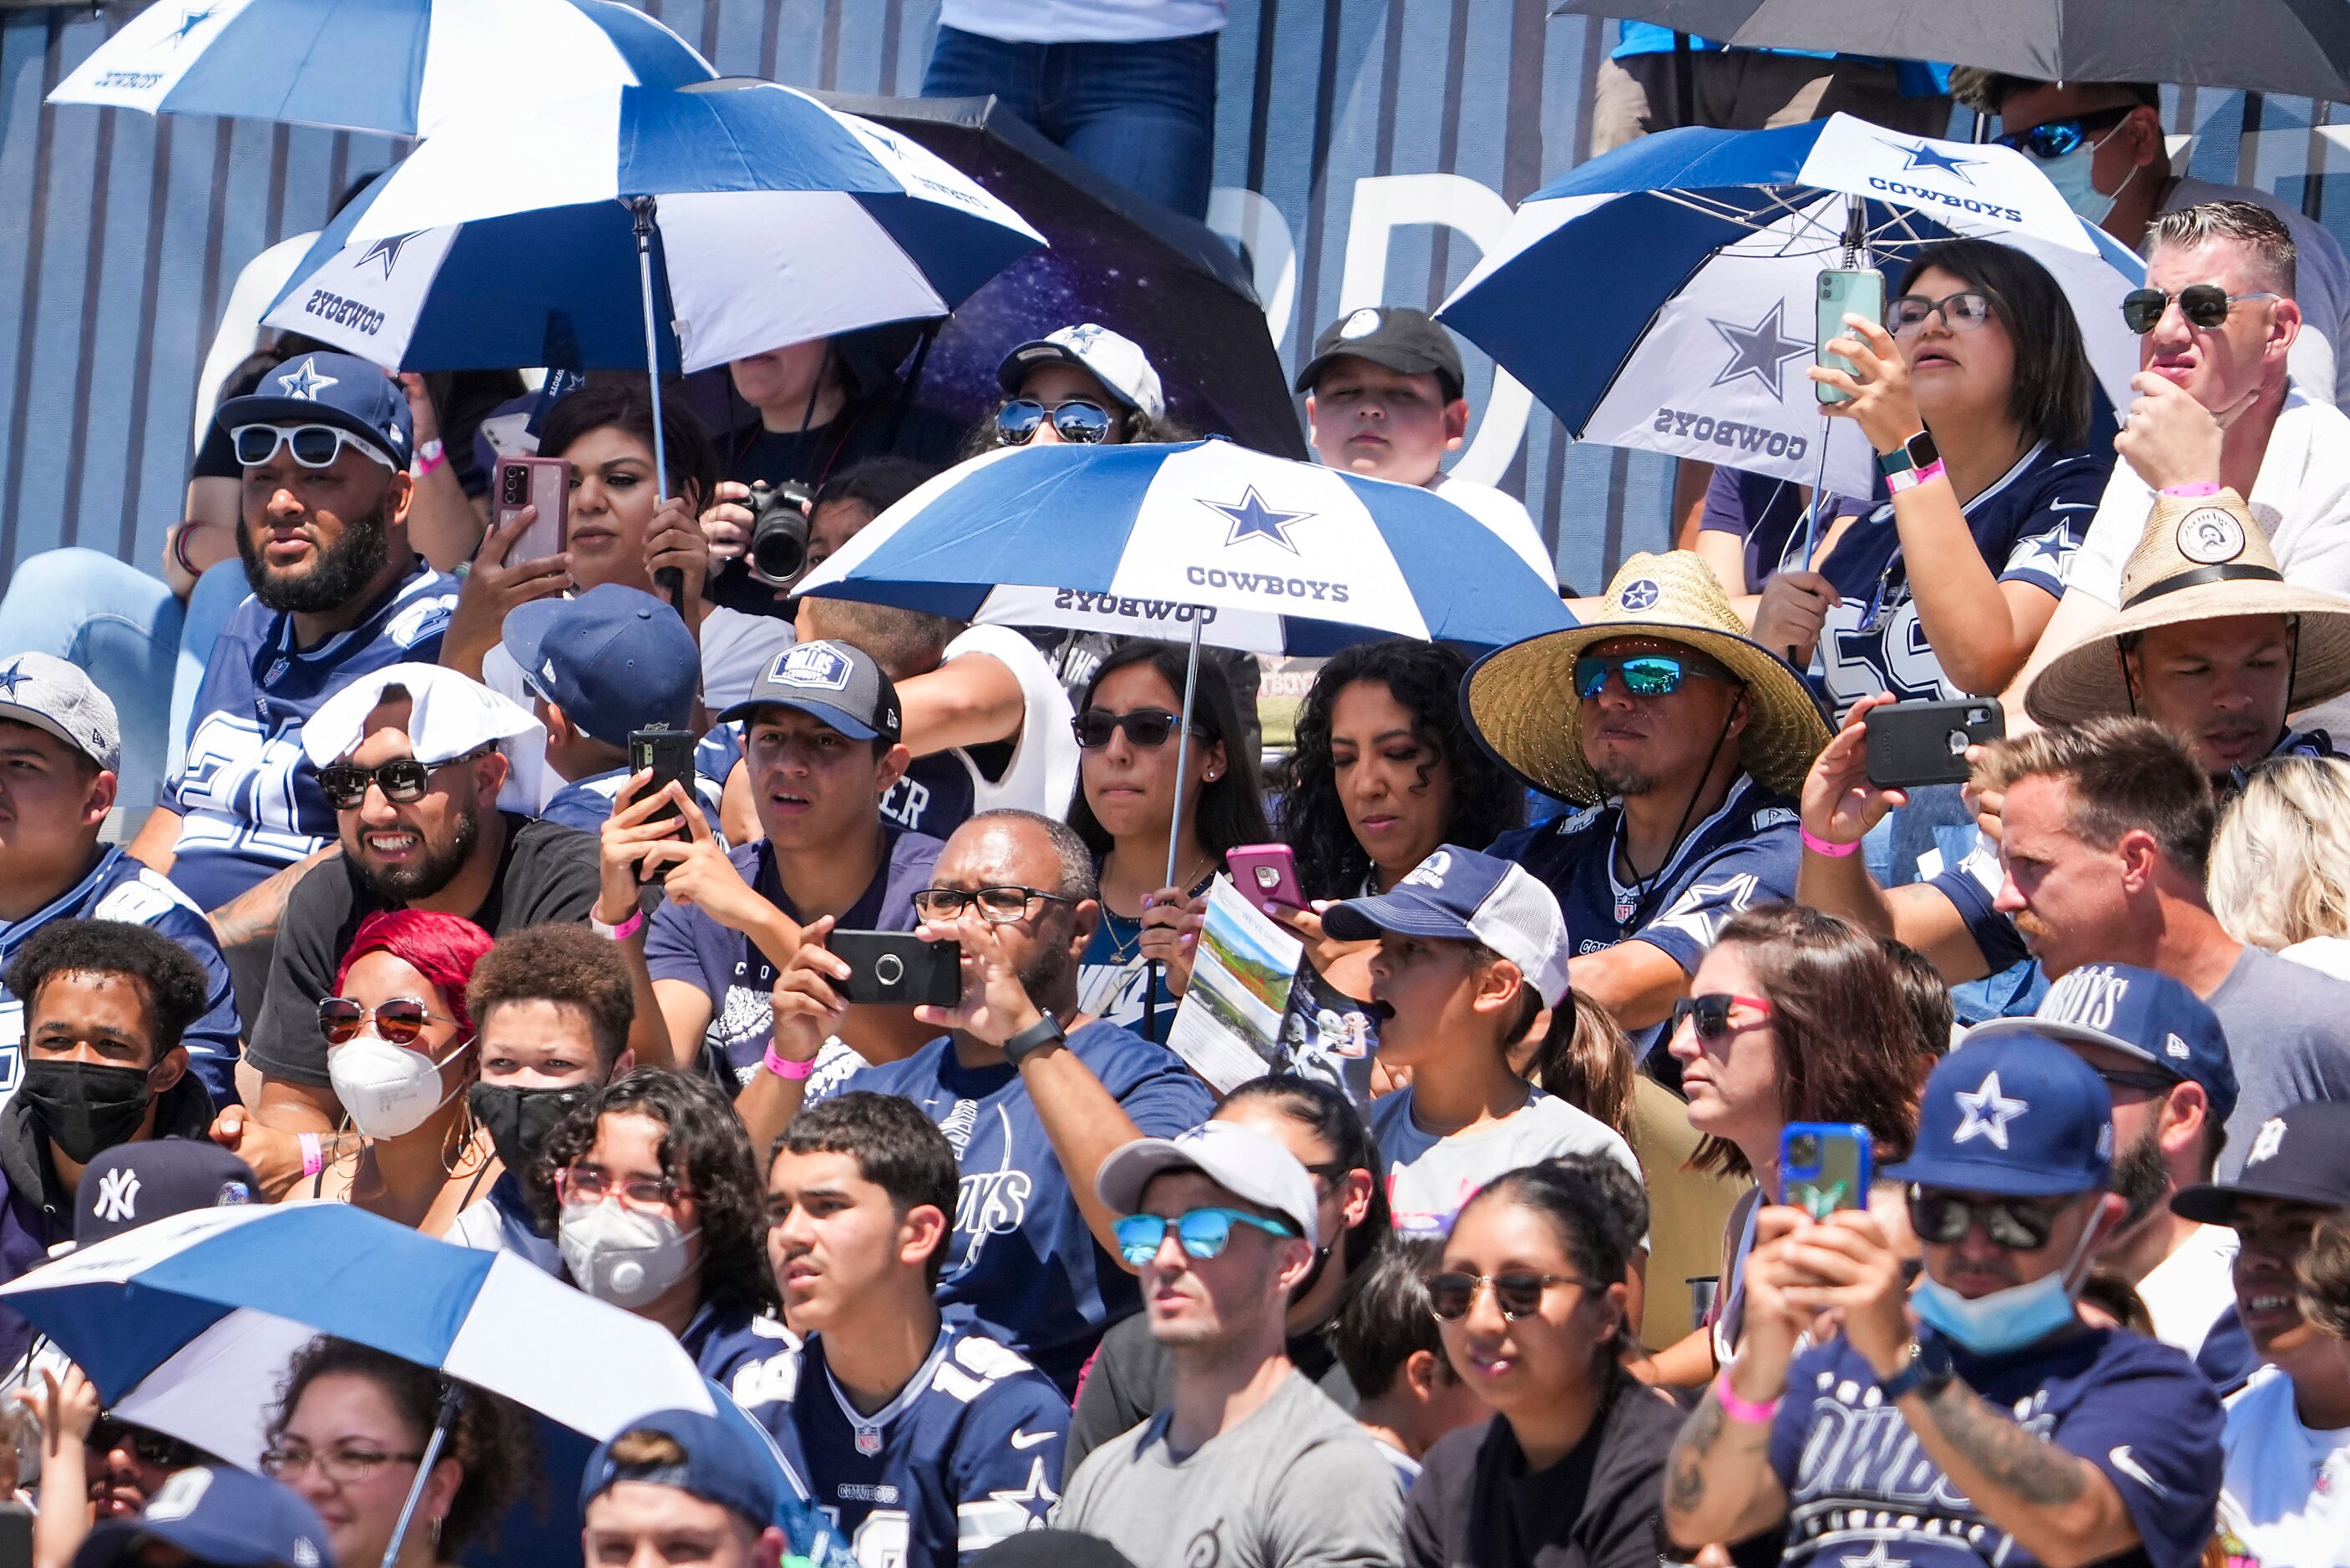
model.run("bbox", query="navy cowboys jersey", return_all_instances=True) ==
[165,563,458,908]
[764,1323,1069,1568]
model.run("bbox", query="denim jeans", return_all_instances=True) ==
[0,549,249,827]
[921,26,1219,220]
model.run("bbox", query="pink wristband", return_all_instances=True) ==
[2161,482,2222,498]
[1714,1371,1781,1426]
[414,438,447,478]
[593,908,645,943]
[1885,458,1947,495]
[1800,826,1861,858]
[299,1133,324,1178]
[764,1044,817,1081]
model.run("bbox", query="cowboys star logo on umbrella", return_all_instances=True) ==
[1203,488,1311,554]
[1708,301,1812,400]
[357,232,422,280]
[1879,138,1985,184]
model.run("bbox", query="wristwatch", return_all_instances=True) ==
[1876,428,1942,481]
[1876,1336,1955,1403]
[1002,1011,1067,1069]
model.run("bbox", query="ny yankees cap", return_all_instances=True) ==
[71,1141,261,1253]
[1096,1120,1320,1247]
[217,351,413,469]
[580,1407,783,1529]
[1295,306,1465,400]
[0,651,121,773]
[502,584,699,746]
[79,1466,332,1568]
[2173,1100,2350,1224]
[1321,843,1573,1009]
[1883,1031,2115,1197]
[717,640,902,744]
[997,323,1167,422]
[1967,962,2239,1127]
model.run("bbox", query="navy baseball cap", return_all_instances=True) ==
[580,1408,782,1528]
[2173,1100,2350,1224]
[717,640,902,744]
[70,1142,260,1253]
[1321,844,1573,1007]
[77,1465,333,1567]
[1967,963,2240,1127]
[215,352,413,469]
[1884,1032,2115,1197]
[503,585,698,746]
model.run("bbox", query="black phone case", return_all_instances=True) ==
[830,931,961,1008]
[1865,698,2004,789]
[628,727,697,826]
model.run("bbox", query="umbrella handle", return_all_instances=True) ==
[1144,615,1208,1046]
[382,1381,464,1568]
[631,195,686,610]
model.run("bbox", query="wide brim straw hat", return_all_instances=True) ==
[1463,549,1832,803]
[2027,489,2350,729]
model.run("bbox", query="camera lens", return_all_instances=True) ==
[747,483,813,583]
[1790,1135,1818,1165]
[503,469,527,504]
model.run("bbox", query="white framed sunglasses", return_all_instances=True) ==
[230,422,396,472]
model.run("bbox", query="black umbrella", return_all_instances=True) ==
[809,92,1306,460]
[1550,0,2350,103]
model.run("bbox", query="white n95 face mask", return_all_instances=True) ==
[327,1032,468,1140]
[560,1201,700,1308]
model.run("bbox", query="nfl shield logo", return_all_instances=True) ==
[855,1427,882,1457]
[1613,895,1638,924]
[263,657,290,687]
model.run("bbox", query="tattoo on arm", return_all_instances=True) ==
[1917,1381,2089,1507]
[206,850,331,949]
[1666,1393,1727,1515]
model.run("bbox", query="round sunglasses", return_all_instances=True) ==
[1423,1269,1592,1322]
[997,398,1112,446]
[2120,285,2279,335]
[1114,1207,1299,1267]
[1071,707,1203,750]
[1669,992,1775,1044]
[317,995,463,1047]
[1572,651,1732,701]
[1907,1188,2069,1251]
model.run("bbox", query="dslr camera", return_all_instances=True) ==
[742,478,818,585]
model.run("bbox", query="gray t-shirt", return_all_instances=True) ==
[2209,946,2350,1177]
[1370,1086,1643,1240]
[1055,1368,1404,1568]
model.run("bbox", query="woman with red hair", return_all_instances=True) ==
[302,909,498,1233]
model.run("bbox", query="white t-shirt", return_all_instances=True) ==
[940,0,1226,44]
[195,231,317,450]
[926,623,1080,820]
[1427,472,1561,589]
[1368,1085,1642,1240]
[2284,936,2350,984]
[2136,1222,2240,1359]
[2220,1365,2350,1566]
[2169,177,2350,409]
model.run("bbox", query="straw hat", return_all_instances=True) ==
[1464,551,1832,803]
[2025,489,2350,729]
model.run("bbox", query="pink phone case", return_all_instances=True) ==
[1227,843,1305,913]
[495,456,570,561]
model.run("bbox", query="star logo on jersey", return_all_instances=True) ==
[985,1458,1059,1513]
[0,663,28,700]
[1879,137,1983,184]
[1953,1070,2029,1150]
[274,357,337,402]
[1838,1541,1912,1568]
[1707,301,1811,401]
[1203,488,1311,554]
[93,1166,140,1224]
[357,232,422,281]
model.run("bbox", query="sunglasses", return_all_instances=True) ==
[1885,290,1998,338]
[230,422,394,471]
[1572,652,1729,701]
[2092,1064,2183,1098]
[317,747,491,809]
[1669,992,1774,1044]
[1908,1188,2070,1251]
[2120,285,2280,335]
[90,1417,200,1469]
[1072,707,1203,750]
[997,398,1112,446]
[1993,104,2137,160]
[1114,1207,1299,1267]
[1424,1270,1590,1322]
[317,995,461,1047]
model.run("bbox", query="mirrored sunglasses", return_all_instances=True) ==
[1572,652,1728,701]
[996,398,1112,446]
[1907,1188,2067,1250]
[1114,1207,1299,1267]
[1992,104,2136,160]
[317,995,453,1047]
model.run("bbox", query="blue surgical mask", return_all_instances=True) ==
[2035,134,2136,227]
[1911,1209,2104,1355]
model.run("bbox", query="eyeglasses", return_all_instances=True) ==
[1423,1270,1591,1322]
[2092,1064,2183,1098]
[90,1417,200,1469]
[318,995,462,1047]
[1886,290,1998,338]
[230,422,394,472]
[1072,707,1203,750]
[260,1443,424,1485]
[1669,992,1775,1044]
[1114,1207,1300,1267]
[1907,1188,2070,1250]
[2120,285,2280,335]
[1572,652,1730,701]
[555,1163,694,1212]
[997,398,1112,446]
[317,746,493,809]
[910,885,1079,924]
[1993,104,2137,160]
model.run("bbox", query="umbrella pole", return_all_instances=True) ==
[631,195,684,608]
[380,1381,464,1568]
[1142,615,1207,1043]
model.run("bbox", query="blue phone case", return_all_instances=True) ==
[1780,1121,1874,1218]
[1816,269,1886,405]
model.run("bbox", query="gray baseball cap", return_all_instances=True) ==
[0,653,120,773]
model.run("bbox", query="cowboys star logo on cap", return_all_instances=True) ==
[1401,850,1453,890]
[1339,307,1384,340]
[274,357,338,401]
[2248,1115,2289,1166]
[1618,579,1662,611]
[2175,506,2247,565]
[93,1166,139,1224]
[0,663,28,700]
[1065,322,1105,351]
[1952,1070,2030,1149]
[772,643,853,691]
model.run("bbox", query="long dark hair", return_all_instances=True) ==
[536,372,722,516]
[1281,640,1523,899]
[530,1068,778,1315]
[1895,239,2095,452]
[1457,1164,1633,1365]
[1220,1073,1391,1277]
[1067,640,1271,864]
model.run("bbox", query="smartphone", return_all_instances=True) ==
[1226,843,1306,913]
[628,726,697,829]
[1865,697,2004,790]
[1816,268,1886,406]
[830,930,962,1007]
[0,1502,29,1568]
[1780,1123,1873,1220]
[494,455,570,560]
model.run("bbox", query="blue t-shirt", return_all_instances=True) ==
[537,764,727,837]
[881,752,983,842]
[1769,1326,2222,1568]
[165,563,458,908]
[834,1020,1215,1393]
[1812,443,2109,718]
[764,1323,1070,1568]
[1699,466,1813,593]
[0,847,241,1110]
[644,829,943,1090]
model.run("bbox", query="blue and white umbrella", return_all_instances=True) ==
[261,79,1047,377]
[1438,112,2145,504]
[46,0,715,138]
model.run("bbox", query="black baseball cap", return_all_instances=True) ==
[716,640,902,743]
[70,1142,261,1253]
[1294,306,1465,400]
[2172,1100,2350,1224]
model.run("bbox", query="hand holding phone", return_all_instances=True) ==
[1864,698,2003,790]
[829,930,963,1007]
[494,456,570,561]
[1226,843,1305,913]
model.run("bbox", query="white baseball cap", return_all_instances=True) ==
[996,323,1167,422]
[1321,844,1574,1008]
[1096,1121,1318,1248]
[301,662,542,767]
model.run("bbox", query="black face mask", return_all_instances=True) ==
[21,1060,154,1165]
[468,1083,592,1183]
